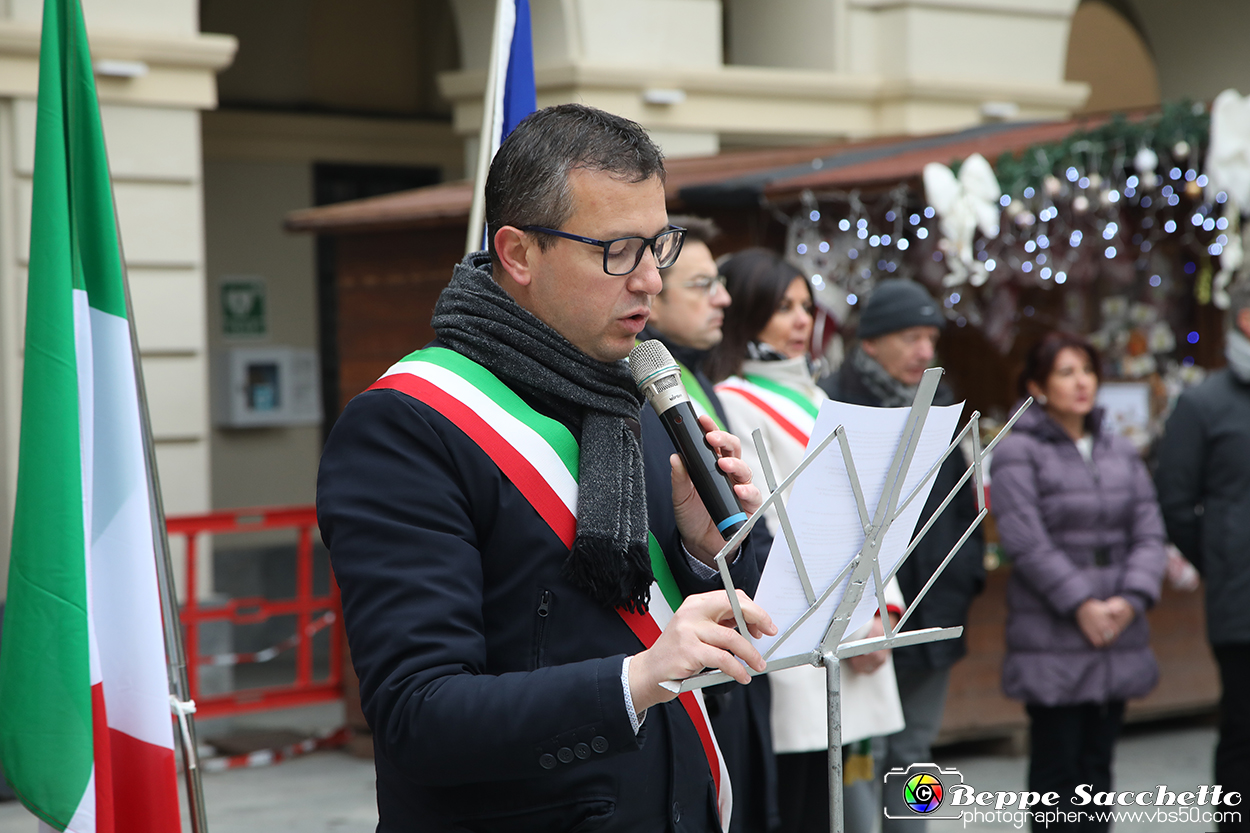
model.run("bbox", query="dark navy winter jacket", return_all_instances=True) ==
[317,347,761,832]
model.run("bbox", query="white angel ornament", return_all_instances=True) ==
[1206,89,1250,309]
[923,153,1002,287]
[1206,89,1250,209]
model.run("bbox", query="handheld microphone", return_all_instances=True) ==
[629,340,748,540]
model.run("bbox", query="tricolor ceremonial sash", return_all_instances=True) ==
[678,362,725,431]
[716,374,819,447]
[369,347,732,829]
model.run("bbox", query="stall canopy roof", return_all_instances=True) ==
[285,112,1125,235]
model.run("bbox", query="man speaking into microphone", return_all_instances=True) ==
[317,104,775,832]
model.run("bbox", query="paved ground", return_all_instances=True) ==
[0,711,1227,832]
[929,717,1224,833]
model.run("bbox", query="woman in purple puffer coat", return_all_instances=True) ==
[990,332,1166,833]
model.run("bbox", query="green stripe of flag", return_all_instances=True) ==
[743,374,820,419]
[0,0,109,825]
[60,0,126,320]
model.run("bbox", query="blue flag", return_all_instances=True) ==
[500,0,536,143]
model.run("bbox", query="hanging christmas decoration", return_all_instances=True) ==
[1204,89,1250,207]
[1135,147,1160,190]
[1203,88,1250,308]
[923,153,1002,287]
[1212,211,1244,309]
[766,95,1240,417]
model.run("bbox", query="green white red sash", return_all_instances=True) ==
[679,362,725,431]
[369,346,732,829]
[716,374,819,447]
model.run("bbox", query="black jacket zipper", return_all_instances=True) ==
[534,589,552,668]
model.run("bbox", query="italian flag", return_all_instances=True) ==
[0,0,182,830]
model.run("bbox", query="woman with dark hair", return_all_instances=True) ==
[708,249,826,536]
[990,332,1167,832]
[710,249,905,833]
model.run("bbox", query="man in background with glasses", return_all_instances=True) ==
[319,104,776,832]
[641,215,781,833]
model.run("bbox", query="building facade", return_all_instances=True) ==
[3,0,1250,595]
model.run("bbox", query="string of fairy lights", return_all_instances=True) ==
[779,100,1238,397]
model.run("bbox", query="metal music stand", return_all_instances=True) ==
[660,367,1031,833]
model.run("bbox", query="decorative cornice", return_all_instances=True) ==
[848,0,1079,18]
[0,21,236,108]
[441,63,1087,106]
[202,110,461,172]
[438,63,1089,138]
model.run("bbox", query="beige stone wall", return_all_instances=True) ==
[0,2,234,599]
[1128,0,1250,105]
[198,0,464,524]
[206,0,458,118]
[203,159,319,511]
[1065,0,1159,115]
[441,0,1089,154]
[199,113,461,517]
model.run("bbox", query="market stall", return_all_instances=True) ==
[289,98,1247,739]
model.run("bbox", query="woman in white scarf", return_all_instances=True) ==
[707,249,905,833]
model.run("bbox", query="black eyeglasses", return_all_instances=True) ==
[521,225,687,276]
[680,274,728,296]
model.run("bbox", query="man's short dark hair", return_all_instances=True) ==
[658,215,720,289]
[485,104,666,268]
[665,214,719,249]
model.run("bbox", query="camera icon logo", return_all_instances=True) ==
[883,763,965,820]
[903,772,943,814]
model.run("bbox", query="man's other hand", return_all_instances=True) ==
[671,415,763,565]
[628,589,776,712]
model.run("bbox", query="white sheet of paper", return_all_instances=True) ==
[752,399,965,661]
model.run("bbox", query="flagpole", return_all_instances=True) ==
[114,212,211,833]
[465,0,510,255]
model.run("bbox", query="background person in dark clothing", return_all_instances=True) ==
[640,217,780,832]
[1156,280,1250,832]
[819,279,984,833]
[992,332,1166,833]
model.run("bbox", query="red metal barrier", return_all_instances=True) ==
[167,505,343,720]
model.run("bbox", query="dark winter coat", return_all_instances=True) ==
[820,363,985,672]
[990,405,1166,706]
[1155,368,1250,645]
[317,344,763,832]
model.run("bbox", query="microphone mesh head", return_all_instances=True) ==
[628,339,678,387]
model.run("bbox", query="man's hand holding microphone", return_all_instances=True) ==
[627,340,777,712]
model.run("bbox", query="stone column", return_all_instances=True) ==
[0,0,235,598]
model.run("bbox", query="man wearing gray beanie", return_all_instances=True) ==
[820,279,985,833]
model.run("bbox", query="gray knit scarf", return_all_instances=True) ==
[1227,328,1250,384]
[851,347,918,407]
[850,347,953,408]
[431,253,653,612]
